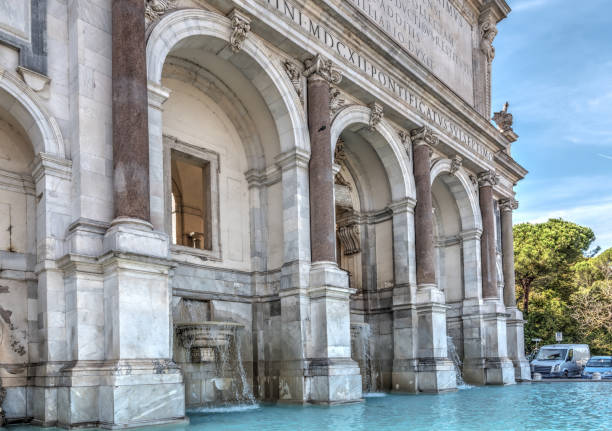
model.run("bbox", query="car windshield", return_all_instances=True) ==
[586,358,612,367]
[536,348,567,361]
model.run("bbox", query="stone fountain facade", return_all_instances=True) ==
[0,0,529,428]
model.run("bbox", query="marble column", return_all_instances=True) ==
[477,170,498,300]
[476,171,515,385]
[111,0,150,221]
[302,55,361,403]
[410,127,455,393]
[499,198,531,381]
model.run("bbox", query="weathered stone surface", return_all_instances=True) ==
[0,0,525,426]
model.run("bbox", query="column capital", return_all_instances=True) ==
[303,54,342,84]
[410,126,439,148]
[477,169,498,187]
[498,197,519,212]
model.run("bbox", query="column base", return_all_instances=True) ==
[506,307,532,382]
[417,359,457,393]
[391,359,418,393]
[54,360,186,429]
[484,358,516,385]
[306,359,362,404]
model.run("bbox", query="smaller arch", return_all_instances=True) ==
[0,70,66,158]
[330,105,415,201]
[430,158,482,231]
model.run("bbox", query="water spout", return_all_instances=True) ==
[447,336,471,389]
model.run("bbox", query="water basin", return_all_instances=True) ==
[6,382,610,431]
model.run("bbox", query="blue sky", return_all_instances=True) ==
[491,0,612,251]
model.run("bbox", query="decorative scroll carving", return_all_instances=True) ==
[337,224,361,255]
[334,138,347,164]
[284,61,303,102]
[498,198,519,212]
[493,102,514,133]
[410,126,439,147]
[228,9,251,53]
[398,129,411,160]
[145,0,176,21]
[477,170,498,187]
[450,155,463,175]
[330,86,346,117]
[368,102,384,131]
[303,54,342,84]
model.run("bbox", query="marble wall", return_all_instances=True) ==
[0,0,528,427]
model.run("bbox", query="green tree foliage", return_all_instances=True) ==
[513,219,612,354]
[514,218,595,315]
[570,249,612,355]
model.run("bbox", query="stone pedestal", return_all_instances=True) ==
[307,262,362,403]
[416,286,456,392]
[482,300,515,385]
[506,307,531,381]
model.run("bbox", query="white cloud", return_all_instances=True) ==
[597,153,612,161]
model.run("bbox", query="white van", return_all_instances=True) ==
[530,344,590,378]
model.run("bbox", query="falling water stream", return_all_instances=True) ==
[447,336,472,389]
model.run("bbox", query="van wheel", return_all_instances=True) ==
[563,370,569,378]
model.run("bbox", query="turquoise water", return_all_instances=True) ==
[6,383,611,431]
[186,383,611,431]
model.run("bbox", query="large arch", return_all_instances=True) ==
[0,70,66,158]
[330,105,415,201]
[146,9,308,154]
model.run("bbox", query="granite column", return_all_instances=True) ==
[410,126,455,393]
[302,55,361,403]
[499,198,531,381]
[478,171,498,300]
[111,0,150,221]
[477,171,515,385]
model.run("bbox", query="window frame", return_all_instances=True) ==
[163,135,221,261]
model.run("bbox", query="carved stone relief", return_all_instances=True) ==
[145,0,176,22]
[330,86,346,118]
[450,155,463,175]
[492,102,514,133]
[228,9,251,53]
[368,102,383,131]
[283,60,303,103]
[337,224,360,256]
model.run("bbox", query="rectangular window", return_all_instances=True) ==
[164,136,220,260]
[171,150,212,250]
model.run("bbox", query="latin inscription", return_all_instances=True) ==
[347,0,474,102]
[261,0,493,162]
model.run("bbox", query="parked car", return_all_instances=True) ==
[582,356,612,379]
[530,344,590,378]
